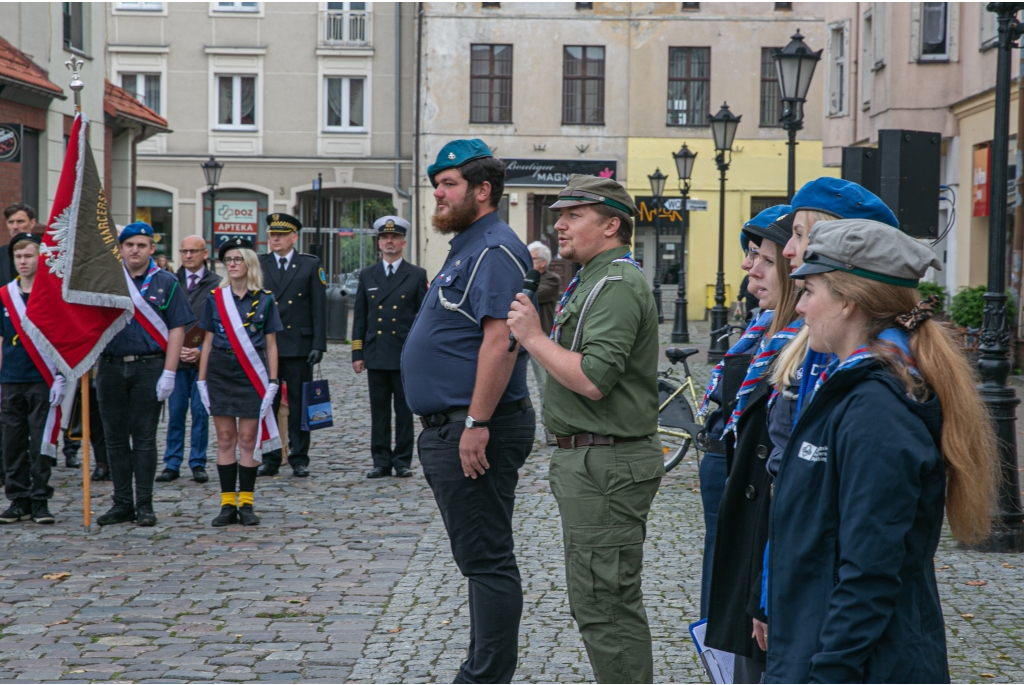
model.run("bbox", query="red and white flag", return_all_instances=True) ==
[22,112,133,380]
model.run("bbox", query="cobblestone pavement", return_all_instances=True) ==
[1,321,1023,683]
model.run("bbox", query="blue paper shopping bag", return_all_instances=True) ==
[301,369,333,431]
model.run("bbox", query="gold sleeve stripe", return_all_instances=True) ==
[351,340,363,350]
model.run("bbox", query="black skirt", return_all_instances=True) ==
[207,346,264,418]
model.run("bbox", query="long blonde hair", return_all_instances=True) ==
[809,271,996,544]
[220,248,263,292]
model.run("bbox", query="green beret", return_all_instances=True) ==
[427,139,493,187]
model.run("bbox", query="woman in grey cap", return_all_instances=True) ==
[762,219,995,683]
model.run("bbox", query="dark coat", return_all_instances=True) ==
[351,260,427,371]
[0,252,11,287]
[765,362,948,684]
[535,268,562,335]
[175,265,221,370]
[258,251,327,358]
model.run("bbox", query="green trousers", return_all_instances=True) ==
[549,439,664,684]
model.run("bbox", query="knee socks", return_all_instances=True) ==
[217,463,238,507]
[238,465,257,507]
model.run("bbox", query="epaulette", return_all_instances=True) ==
[262,289,273,295]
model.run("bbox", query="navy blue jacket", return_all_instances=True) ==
[765,361,949,684]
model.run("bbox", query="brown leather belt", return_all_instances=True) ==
[555,433,652,449]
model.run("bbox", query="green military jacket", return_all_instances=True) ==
[543,245,660,438]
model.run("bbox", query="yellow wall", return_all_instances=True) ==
[627,136,838,317]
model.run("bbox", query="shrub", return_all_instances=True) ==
[949,285,1016,329]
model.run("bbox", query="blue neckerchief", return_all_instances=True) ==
[724,317,803,438]
[698,310,774,417]
[612,250,643,271]
[138,258,160,297]
[792,348,833,425]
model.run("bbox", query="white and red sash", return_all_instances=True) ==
[214,287,281,459]
[125,261,169,351]
[0,282,63,458]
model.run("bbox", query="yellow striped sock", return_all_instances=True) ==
[238,491,254,507]
[221,492,237,507]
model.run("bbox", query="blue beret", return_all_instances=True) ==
[743,204,793,247]
[741,231,750,253]
[119,222,154,242]
[791,177,898,227]
[427,139,493,187]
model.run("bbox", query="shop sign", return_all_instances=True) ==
[502,158,617,186]
[214,200,258,248]
[0,124,22,163]
[973,145,990,218]
[634,196,685,228]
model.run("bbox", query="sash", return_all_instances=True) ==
[214,287,281,459]
[0,282,62,458]
[125,262,169,351]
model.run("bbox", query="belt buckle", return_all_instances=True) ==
[124,355,137,363]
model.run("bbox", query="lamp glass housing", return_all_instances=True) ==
[710,103,741,152]
[773,30,822,103]
[649,167,667,199]
[673,143,697,182]
[201,156,223,188]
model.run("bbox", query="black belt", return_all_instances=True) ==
[420,398,532,430]
[556,433,652,449]
[101,352,164,363]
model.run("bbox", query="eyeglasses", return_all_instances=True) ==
[222,257,245,265]
[180,249,206,255]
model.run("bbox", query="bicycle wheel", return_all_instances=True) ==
[657,377,696,472]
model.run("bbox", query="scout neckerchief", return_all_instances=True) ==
[697,309,774,418]
[125,258,169,351]
[723,317,803,438]
[0,281,62,458]
[549,250,642,342]
[805,328,917,407]
[214,287,281,459]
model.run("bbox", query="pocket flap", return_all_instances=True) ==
[569,524,643,548]
[629,458,665,483]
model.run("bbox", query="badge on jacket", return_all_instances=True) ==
[319,267,327,285]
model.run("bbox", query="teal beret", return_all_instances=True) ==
[427,139,493,187]
[119,222,154,242]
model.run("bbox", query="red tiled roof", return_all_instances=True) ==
[0,34,65,98]
[104,79,168,131]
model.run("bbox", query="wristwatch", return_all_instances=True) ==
[465,415,490,429]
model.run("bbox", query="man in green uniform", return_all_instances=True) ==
[507,174,663,684]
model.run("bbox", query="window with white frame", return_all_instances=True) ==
[217,75,257,129]
[214,1,258,11]
[325,76,366,131]
[324,2,370,45]
[827,22,849,116]
[861,10,873,109]
[115,1,162,10]
[920,2,949,60]
[120,73,161,115]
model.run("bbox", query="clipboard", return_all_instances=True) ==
[182,323,205,348]
[689,619,735,684]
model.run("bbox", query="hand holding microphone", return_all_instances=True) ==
[508,268,542,352]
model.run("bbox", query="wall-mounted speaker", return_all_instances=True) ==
[878,129,941,239]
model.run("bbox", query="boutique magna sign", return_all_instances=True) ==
[501,158,618,187]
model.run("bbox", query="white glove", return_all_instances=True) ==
[156,369,176,402]
[49,375,67,407]
[197,380,211,415]
[260,383,279,420]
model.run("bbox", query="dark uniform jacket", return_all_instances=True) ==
[535,268,562,336]
[351,260,427,371]
[258,251,327,358]
[176,265,221,370]
[765,362,948,684]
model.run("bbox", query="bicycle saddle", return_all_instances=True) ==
[665,347,699,363]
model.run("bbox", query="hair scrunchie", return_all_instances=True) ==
[895,293,941,331]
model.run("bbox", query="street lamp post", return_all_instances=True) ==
[772,29,821,202]
[671,143,697,343]
[201,156,224,253]
[649,168,668,324]
[707,102,741,365]
[975,2,1024,553]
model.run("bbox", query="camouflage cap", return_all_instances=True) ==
[548,174,637,217]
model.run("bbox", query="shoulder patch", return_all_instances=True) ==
[318,267,327,285]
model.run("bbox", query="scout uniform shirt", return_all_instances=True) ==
[200,289,284,350]
[0,288,44,384]
[104,268,196,357]
[544,245,660,438]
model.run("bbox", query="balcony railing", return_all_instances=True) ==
[322,9,371,47]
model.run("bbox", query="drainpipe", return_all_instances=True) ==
[413,2,424,265]
[393,4,410,224]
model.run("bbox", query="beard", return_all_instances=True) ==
[558,240,578,262]
[432,193,480,234]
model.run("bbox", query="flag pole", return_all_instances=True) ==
[65,59,83,112]
[81,375,92,532]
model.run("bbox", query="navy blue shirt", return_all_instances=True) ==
[402,212,532,416]
[199,288,283,350]
[0,288,44,384]
[104,268,196,357]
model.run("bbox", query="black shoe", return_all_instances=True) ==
[31,500,55,525]
[395,468,413,478]
[292,465,309,478]
[97,503,135,526]
[256,464,279,477]
[191,467,209,484]
[211,504,238,527]
[0,499,31,524]
[366,467,391,479]
[238,504,260,526]
[155,469,179,483]
[65,454,81,469]
[136,501,157,527]
[91,465,110,481]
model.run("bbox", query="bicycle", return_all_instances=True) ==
[658,346,707,472]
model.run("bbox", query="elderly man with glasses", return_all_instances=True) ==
[157,236,220,484]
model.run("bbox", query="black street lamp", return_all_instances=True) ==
[201,156,224,251]
[707,102,740,365]
[671,143,697,343]
[649,167,668,324]
[772,29,821,202]
[975,2,1024,553]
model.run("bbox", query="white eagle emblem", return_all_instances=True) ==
[448,152,456,160]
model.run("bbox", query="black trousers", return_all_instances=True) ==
[264,356,312,470]
[418,408,535,684]
[368,368,413,471]
[96,355,164,507]
[62,386,108,468]
[2,382,52,502]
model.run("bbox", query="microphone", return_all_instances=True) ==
[509,268,542,352]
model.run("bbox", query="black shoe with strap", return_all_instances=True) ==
[31,500,55,525]
[211,504,238,527]
[97,503,136,526]
[0,499,32,524]
[238,504,260,526]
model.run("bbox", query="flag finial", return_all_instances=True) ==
[65,59,84,112]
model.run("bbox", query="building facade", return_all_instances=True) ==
[414,1,836,317]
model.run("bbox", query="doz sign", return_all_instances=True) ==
[214,200,258,235]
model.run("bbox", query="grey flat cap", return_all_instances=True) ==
[791,219,942,287]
